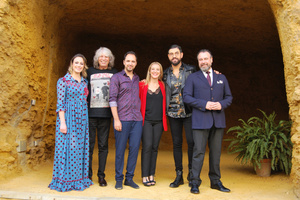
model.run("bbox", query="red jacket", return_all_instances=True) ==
[139,81,167,131]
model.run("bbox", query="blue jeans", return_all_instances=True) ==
[114,120,143,181]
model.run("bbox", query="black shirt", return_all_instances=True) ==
[145,87,163,121]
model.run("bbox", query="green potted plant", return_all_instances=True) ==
[226,109,293,176]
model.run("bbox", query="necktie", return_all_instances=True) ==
[206,71,211,86]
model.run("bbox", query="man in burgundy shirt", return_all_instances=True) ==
[109,51,143,190]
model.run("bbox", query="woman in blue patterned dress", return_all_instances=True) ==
[49,54,93,192]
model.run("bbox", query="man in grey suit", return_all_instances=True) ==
[183,49,232,194]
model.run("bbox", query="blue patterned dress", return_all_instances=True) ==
[49,73,93,192]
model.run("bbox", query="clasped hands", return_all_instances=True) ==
[205,101,222,110]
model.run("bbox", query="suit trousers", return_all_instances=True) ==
[191,126,224,186]
[88,117,111,179]
[114,120,143,182]
[168,116,194,171]
[141,120,163,177]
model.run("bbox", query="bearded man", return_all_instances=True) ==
[183,49,232,194]
[163,44,196,188]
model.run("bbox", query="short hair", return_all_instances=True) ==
[68,53,88,78]
[145,62,163,84]
[168,44,182,53]
[124,51,137,61]
[93,47,115,69]
[197,49,213,58]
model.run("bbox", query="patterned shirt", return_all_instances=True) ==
[109,70,142,121]
[56,73,89,113]
[86,67,118,118]
[168,65,191,118]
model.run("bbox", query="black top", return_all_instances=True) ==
[145,87,163,121]
[86,67,118,118]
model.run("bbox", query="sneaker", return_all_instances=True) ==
[115,181,123,190]
[124,179,140,189]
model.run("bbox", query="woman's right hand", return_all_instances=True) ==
[60,123,67,134]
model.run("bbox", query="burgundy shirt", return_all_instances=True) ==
[109,70,142,121]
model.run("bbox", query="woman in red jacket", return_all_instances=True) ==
[139,62,168,186]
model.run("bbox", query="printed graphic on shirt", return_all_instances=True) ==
[90,73,113,108]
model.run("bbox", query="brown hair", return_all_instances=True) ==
[67,54,88,78]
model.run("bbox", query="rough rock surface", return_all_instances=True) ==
[0,0,299,197]
[268,0,300,197]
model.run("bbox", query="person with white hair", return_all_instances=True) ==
[87,47,118,186]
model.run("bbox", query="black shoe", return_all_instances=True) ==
[187,170,192,187]
[150,180,156,186]
[187,171,191,181]
[115,181,123,190]
[149,175,156,186]
[211,181,230,192]
[142,177,151,187]
[190,184,200,194]
[124,179,140,189]
[169,170,184,188]
[143,180,151,187]
[99,177,107,187]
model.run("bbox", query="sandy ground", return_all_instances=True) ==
[0,149,298,200]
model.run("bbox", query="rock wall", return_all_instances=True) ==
[268,0,300,197]
[0,0,64,179]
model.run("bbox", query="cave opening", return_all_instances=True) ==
[54,0,289,132]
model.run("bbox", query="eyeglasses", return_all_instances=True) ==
[168,52,180,57]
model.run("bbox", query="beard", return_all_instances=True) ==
[170,57,181,66]
[200,63,211,72]
[125,66,134,72]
